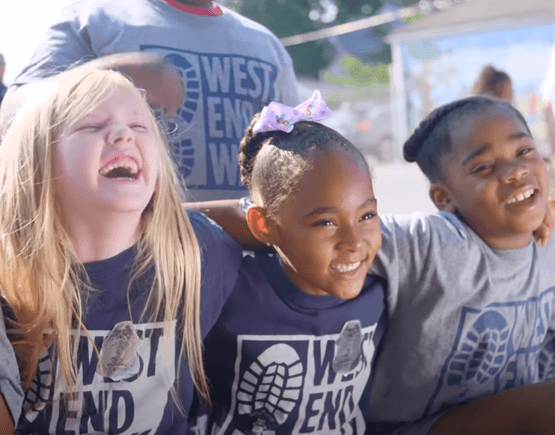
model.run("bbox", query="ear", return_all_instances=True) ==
[429,182,457,212]
[246,206,275,245]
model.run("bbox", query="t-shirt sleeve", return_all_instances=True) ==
[187,211,243,338]
[0,307,24,426]
[369,212,471,314]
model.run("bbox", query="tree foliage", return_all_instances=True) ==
[230,0,418,79]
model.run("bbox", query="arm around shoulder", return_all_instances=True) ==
[184,199,262,249]
[427,381,555,435]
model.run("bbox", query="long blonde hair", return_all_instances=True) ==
[0,66,208,403]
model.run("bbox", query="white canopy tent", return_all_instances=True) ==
[386,0,555,157]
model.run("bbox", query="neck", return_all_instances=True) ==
[485,233,533,250]
[62,210,143,263]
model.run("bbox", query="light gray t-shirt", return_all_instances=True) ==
[0,307,24,426]
[369,211,555,433]
[13,0,299,201]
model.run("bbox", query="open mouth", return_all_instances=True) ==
[331,260,363,274]
[507,188,536,205]
[99,157,140,180]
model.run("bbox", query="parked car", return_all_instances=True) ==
[321,99,394,162]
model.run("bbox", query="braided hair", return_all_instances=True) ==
[238,114,367,219]
[403,95,531,182]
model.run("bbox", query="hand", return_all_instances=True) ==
[92,52,184,117]
[534,201,554,246]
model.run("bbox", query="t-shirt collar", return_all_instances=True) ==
[163,0,223,16]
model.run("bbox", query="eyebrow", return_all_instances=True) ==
[303,197,377,219]
[461,131,530,167]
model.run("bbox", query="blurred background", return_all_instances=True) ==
[3,0,555,213]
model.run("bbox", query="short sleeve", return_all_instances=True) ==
[369,211,472,315]
[0,307,24,425]
[187,211,243,338]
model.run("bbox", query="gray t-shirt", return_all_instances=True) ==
[13,0,299,201]
[0,307,24,426]
[369,211,555,433]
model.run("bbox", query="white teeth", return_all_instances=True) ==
[508,189,534,204]
[332,261,361,273]
[99,157,139,177]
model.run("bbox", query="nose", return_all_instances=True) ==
[107,123,133,145]
[501,161,529,184]
[337,223,363,252]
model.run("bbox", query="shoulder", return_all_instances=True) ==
[57,0,155,25]
[187,210,242,285]
[220,6,276,34]
[219,6,287,47]
[380,210,473,245]
[187,210,239,250]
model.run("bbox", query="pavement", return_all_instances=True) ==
[370,161,436,216]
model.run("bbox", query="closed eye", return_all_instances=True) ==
[517,146,535,157]
[472,163,494,175]
[75,123,104,132]
[130,123,148,131]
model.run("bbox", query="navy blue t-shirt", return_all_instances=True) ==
[16,211,242,434]
[192,252,387,435]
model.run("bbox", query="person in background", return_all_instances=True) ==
[1,0,299,201]
[470,65,513,102]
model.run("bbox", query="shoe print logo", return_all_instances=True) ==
[426,291,555,418]
[163,53,200,179]
[236,343,303,433]
[539,330,555,380]
[449,311,510,389]
[22,349,54,423]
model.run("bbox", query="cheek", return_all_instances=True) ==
[281,233,329,265]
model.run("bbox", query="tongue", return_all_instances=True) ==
[104,167,135,179]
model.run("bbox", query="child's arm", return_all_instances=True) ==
[88,52,183,117]
[426,381,555,435]
[0,395,14,435]
[1,52,183,125]
[184,199,263,249]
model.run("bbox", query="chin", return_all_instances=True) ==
[333,286,364,301]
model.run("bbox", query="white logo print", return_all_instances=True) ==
[237,343,303,432]
[215,323,377,435]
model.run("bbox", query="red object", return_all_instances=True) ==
[163,0,223,16]
[357,119,373,132]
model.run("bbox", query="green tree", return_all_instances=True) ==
[230,0,418,79]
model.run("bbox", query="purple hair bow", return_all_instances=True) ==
[252,90,332,134]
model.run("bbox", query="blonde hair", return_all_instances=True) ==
[0,66,209,403]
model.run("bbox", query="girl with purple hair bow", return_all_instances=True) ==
[189,90,387,434]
